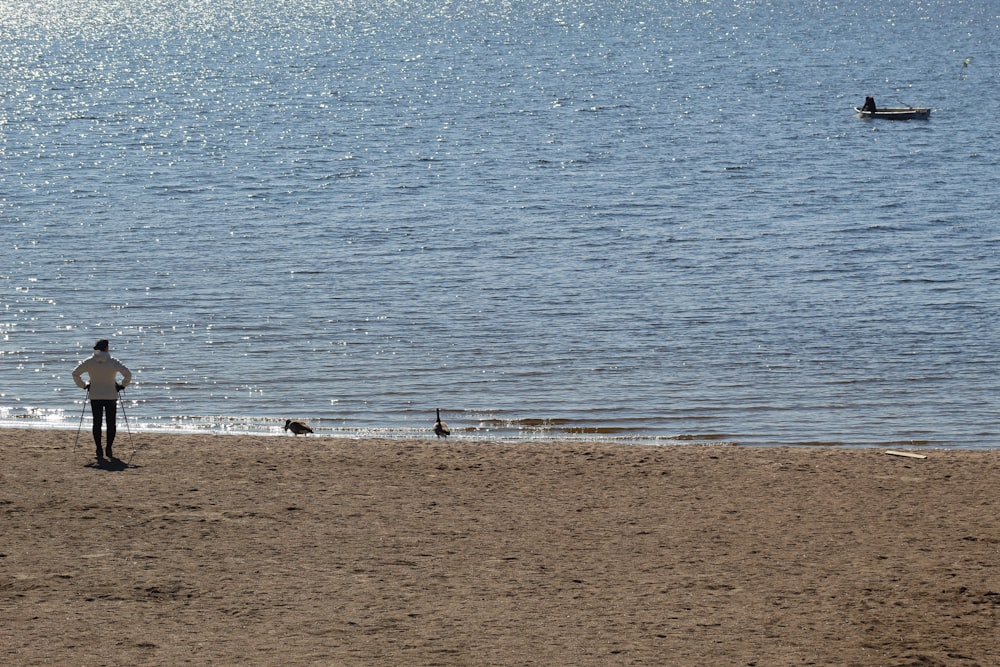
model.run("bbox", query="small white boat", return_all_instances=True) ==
[855,107,931,120]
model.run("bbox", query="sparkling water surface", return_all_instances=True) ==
[2,0,999,447]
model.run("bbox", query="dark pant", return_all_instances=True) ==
[91,399,117,449]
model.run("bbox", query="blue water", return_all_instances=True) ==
[2,0,998,447]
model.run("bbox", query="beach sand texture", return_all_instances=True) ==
[2,429,998,666]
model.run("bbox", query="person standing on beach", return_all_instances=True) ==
[72,339,132,460]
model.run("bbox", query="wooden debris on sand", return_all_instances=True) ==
[885,450,928,460]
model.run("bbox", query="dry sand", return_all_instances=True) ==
[1,428,998,666]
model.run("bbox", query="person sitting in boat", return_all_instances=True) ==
[861,96,877,112]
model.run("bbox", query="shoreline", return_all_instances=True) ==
[1,420,991,451]
[3,429,998,665]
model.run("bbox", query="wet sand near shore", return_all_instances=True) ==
[2,429,998,666]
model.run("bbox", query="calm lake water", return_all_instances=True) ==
[2,0,998,447]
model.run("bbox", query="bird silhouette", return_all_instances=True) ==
[433,408,450,438]
[284,419,314,435]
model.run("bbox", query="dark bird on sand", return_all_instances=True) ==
[433,408,450,438]
[284,419,314,435]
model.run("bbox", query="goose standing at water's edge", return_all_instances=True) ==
[434,408,450,438]
[284,419,314,435]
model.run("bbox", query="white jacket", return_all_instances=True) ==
[73,351,132,400]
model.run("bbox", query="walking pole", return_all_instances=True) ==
[118,385,137,463]
[73,387,90,454]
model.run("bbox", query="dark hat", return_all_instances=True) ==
[93,339,109,351]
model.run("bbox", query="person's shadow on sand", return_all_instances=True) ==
[85,457,140,472]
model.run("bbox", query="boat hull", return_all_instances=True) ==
[855,107,931,120]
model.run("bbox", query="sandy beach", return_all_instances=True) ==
[1,428,997,666]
